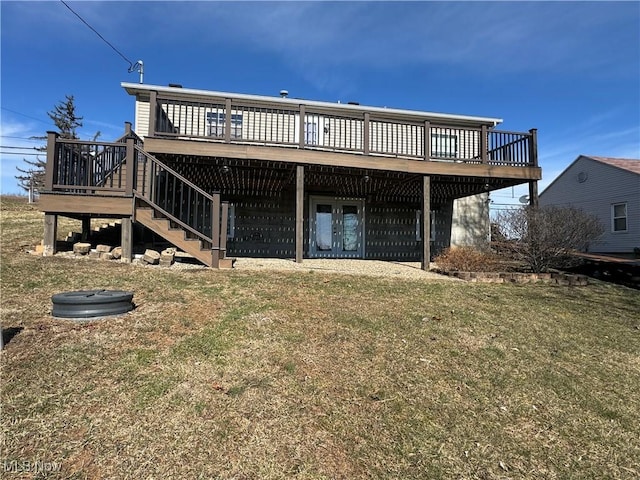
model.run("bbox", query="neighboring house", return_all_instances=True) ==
[39,83,541,268]
[539,155,640,255]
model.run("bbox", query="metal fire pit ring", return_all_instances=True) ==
[51,290,134,319]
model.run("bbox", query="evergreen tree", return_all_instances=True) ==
[15,95,84,196]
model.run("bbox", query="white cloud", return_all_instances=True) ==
[179,2,638,76]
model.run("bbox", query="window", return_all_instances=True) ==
[612,203,627,232]
[207,112,243,138]
[227,204,236,239]
[431,133,458,158]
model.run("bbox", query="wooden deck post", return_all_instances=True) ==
[43,214,57,256]
[528,128,539,207]
[528,128,538,167]
[211,193,221,268]
[81,217,91,242]
[424,121,430,161]
[363,113,370,155]
[148,91,157,137]
[121,217,133,263]
[220,202,229,259]
[295,165,304,263]
[125,121,132,136]
[44,131,58,191]
[224,99,232,143]
[421,176,431,271]
[125,137,135,196]
[299,105,306,149]
[480,124,488,164]
[529,181,539,208]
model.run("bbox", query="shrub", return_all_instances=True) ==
[433,246,502,272]
[493,205,604,273]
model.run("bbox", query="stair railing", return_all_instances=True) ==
[132,146,228,264]
[94,127,144,188]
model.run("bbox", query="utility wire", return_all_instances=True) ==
[1,107,49,125]
[60,0,138,72]
[0,145,41,150]
[0,152,42,156]
[0,136,43,142]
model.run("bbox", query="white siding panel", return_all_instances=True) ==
[540,157,640,253]
[135,99,150,138]
[451,193,490,248]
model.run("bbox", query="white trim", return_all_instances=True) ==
[611,202,628,233]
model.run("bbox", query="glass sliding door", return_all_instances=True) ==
[309,197,364,258]
[315,203,333,251]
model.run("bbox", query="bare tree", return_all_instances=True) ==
[493,205,604,273]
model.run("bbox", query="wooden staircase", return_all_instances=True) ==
[43,129,231,268]
[134,206,232,268]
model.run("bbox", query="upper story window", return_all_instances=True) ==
[612,203,628,232]
[431,133,458,158]
[207,112,243,138]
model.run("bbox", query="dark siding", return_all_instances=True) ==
[226,195,297,257]
[226,196,450,260]
[365,203,421,261]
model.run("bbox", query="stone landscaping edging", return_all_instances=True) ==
[436,270,590,286]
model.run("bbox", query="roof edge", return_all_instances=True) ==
[121,82,503,126]
[540,154,640,197]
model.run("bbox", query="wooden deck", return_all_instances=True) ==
[39,87,542,268]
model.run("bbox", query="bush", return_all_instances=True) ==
[433,246,502,272]
[493,205,604,273]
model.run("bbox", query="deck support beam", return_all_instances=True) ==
[295,165,304,263]
[81,217,91,242]
[421,176,431,271]
[43,214,58,257]
[529,180,539,208]
[211,194,221,268]
[121,217,133,263]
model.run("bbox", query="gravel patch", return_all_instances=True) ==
[231,257,458,280]
[52,249,456,280]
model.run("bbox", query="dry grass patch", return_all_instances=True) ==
[2,197,640,479]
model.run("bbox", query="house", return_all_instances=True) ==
[39,83,541,268]
[539,155,640,255]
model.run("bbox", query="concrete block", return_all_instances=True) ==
[142,249,160,265]
[73,242,92,255]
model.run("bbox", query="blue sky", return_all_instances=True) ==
[1,1,639,207]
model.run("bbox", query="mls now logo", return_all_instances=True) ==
[3,460,61,473]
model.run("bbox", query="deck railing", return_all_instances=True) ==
[43,129,228,259]
[46,138,129,194]
[148,91,538,168]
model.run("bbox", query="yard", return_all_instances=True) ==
[1,196,639,479]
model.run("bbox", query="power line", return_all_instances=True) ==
[60,0,140,73]
[0,136,43,142]
[1,107,49,125]
[0,152,42,156]
[0,145,41,150]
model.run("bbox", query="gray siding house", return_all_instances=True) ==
[539,155,640,255]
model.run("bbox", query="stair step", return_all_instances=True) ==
[135,205,222,268]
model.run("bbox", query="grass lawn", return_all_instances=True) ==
[1,196,639,479]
